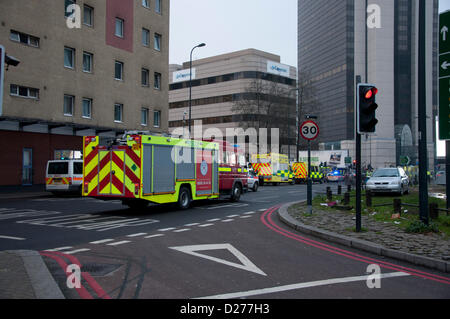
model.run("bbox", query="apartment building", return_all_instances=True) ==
[0,0,169,186]
[169,49,298,161]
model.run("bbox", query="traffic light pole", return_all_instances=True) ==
[356,133,362,232]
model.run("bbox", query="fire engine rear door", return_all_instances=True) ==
[98,150,126,196]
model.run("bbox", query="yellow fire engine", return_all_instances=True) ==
[82,133,247,209]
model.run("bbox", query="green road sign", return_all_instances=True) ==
[440,11,450,140]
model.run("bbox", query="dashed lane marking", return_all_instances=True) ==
[89,239,115,244]
[107,241,131,246]
[0,235,26,241]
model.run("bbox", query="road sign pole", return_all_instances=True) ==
[356,132,362,233]
[307,139,312,214]
[447,141,450,210]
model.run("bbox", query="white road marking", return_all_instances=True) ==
[207,218,221,222]
[184,223,200,227]
[0,235,26,241]
[258,208,268,212]
[243,211,256,215]
[221,219,234,223]
[226,215,239,218]
[107,241,131,246]
[44,247,73,252]
[158,227,176,232]
[173,229,191,233]
[240,215,252,219]
[196,272,410,299]
[64,248,91,255]
[89,239,115,244]
[126,233,147,238]
[144,234,165,239]
[170,243,267,276]
[198,223,214,228]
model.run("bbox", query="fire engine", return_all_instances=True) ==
[82,133,248,209]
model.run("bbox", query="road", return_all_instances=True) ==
[0,183,449,301]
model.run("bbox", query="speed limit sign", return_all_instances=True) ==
[300,121,319,141]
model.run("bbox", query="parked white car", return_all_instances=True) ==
[365,167,409,195]
[247,170,259,192]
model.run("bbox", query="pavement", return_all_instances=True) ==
[0,187,64,299]
[0,185,50,201]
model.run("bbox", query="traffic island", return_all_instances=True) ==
[278,197,450,273]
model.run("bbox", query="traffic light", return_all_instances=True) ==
[357,84,378,134]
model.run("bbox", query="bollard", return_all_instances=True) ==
[337,185,342,195]
[366,190,372,208]
[327,188,332,201]
[343,192,350,205]
[429,203,439,220]
[393,199,402,215]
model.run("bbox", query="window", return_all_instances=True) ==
[153,110,161,127]
[115,18,124,38]
[141,108,148,126]
[83,5,94,27]
[155,0,161,13]
[64,47,75,69]
[10,84,39,99]
[64,95,74,116]
[141,68,149,86]
[115,61,123,80]
[142,28,150,46]
[114,103,123,122]
[154,72,161,90]
[82,98,92,118]
[83,52,93,73]
[154,33,161,51]
[10,30,39,48]
[142,0,150,8]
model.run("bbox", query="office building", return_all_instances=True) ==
[169,49,298,160]
[298,0,438,169]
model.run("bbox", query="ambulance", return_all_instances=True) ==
[82,133,247,209]
[251,153,293,185]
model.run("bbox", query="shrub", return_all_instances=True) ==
[405,220,439,234]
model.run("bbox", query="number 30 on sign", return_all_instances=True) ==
[300,121,319,141]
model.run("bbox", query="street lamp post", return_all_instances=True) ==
[189,43,206,136]
[289,88,300,162]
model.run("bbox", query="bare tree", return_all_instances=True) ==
[232,78,296,155]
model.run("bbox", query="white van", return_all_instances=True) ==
[45,160,83,194]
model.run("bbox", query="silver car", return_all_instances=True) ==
[366,167,409,195]
[435,171,446,185]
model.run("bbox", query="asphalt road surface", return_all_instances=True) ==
[0,183,449,300]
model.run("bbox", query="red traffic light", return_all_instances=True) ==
[364,87,378,99]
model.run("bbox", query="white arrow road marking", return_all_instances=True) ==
[169,243,267,276]
[196,272,410,299]
[442,61,450,70]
